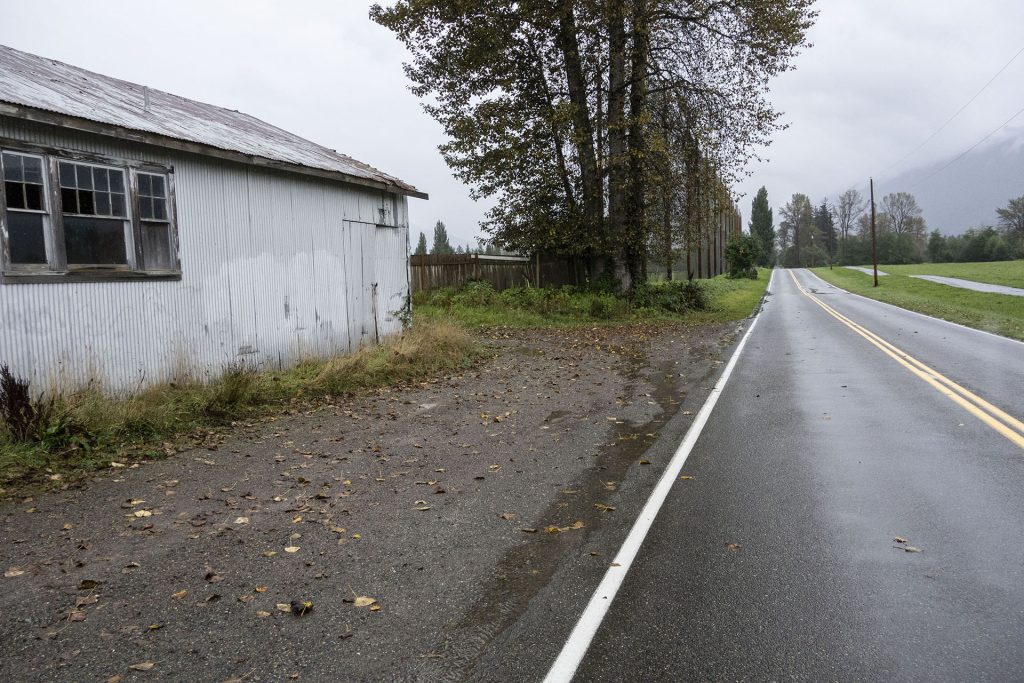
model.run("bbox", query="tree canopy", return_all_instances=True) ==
[372,0,816,289]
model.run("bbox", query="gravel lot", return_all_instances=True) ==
[0,321,741,682]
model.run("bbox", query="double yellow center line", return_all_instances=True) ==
[789,270,1024,450]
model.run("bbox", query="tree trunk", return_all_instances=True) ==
[555,1,602,236]
[607,1,628,289]
[624,0,650,287]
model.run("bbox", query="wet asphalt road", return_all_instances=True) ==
[569,268,1024,681]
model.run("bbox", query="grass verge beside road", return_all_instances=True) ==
[811,266,1024,341]
[0,321,480,491]
[859,260,1024,289]
[414,269,770,329]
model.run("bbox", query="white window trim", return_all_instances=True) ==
[0,141,181,283]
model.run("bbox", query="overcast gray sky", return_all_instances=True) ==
[2,1,1022,241]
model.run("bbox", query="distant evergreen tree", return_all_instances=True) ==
[414,231,428,255]
[431,220,455,254]
[455,245,465,254]
[749,187,775,265]
[813,199,836,263]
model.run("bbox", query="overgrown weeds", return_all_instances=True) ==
[0,321,478,491]
[415,279,711,327]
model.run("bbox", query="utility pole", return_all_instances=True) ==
[870,177,878,287]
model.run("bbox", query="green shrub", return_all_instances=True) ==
[725,234,762,278]
[589,294,618,319]
[451,280,497,307]
[633,280,707,313]
[203,361,259,417]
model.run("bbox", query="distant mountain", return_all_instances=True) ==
[876,134,1024,235]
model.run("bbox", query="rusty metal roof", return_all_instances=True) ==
[0,44,425,197]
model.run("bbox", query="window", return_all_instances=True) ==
[1,146,179,280]
[3,152,50,266]
[59,161,130,266]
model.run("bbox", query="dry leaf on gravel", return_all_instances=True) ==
[353,596,376,608]
[129,661,156,671]
[894,536,908,544]
[79,579,99,590]
[594,503,616,512]
[256,610,271,618]
[679,476,695,481]
[726,543,742,551]
[276,603,291,613]
[234,517,250,525]
[171,589,188,600]
[284,546,300,553]
[4,567,25,578]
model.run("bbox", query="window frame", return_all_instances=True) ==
[0,140,181,283]
[1,150,55,272]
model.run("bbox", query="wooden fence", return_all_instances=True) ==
[409,253,585,293]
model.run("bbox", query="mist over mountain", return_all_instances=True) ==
[871,132,1024,235]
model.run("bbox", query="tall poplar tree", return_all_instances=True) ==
[749,187,774,265]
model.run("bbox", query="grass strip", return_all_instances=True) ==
[0,321,480,491]
[812,266,1024,341]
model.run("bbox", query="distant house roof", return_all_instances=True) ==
[0,44,426,198]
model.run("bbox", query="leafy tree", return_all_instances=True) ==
[725,233,761,278]
[778,193,816,267]
[881,192,926,239]
[927,230,948,262]
[371,0,816,290]
[996,195,1024,243]
[749,187,774,265]
[834,188,866,264]
[431,220,455,255]
[414,231,428,255]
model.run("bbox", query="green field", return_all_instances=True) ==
[811,265,1024,341]
[850,261,1024,289]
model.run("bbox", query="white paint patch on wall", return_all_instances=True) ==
[0,119,412,393]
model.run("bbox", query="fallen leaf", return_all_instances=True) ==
[75,595,98,607]
[894,536,908,544]
[133,510,153,518]
[351,533,361,540]
[353,596,376,608]
[129,661,156,671]
[594,503,616,512]
[4,567,25,578]
[261,551,278,558]
[148,623,163,631]
[127,498,145,506]
[370,604,381,612]
[902,546,923,553]
[68,610,87,622]
[254,585,268,593]
[78,579,100,590]
[171,589,188,600]
[292,515,303,524]
[234,517,250,525]
[276,603,291,613]
[499,512,516,520]
[639,459,652,465]
[415,506,432,511]
[284,546,300,553]
[679,476,695,481]
[107,675,124,683]
[726,543,742,551]
[488,464,501,471]
[62,523,74,531]
[256,610,271,618]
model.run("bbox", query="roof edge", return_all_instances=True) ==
[0,103,429,200]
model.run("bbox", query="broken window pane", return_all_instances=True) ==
[7,212,47,264]
[64,216,127,265]
[142,222,173,270]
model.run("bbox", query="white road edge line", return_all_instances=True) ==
[542,269,774,683]
[801,269,1024,347]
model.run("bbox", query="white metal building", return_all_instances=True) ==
[0,45,425,393]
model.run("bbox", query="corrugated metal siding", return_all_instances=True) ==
[0,118,411,393]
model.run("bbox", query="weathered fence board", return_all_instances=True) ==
[410,254,585,293]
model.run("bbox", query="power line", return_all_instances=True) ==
[910,103,1024,189]
[882,43,1024,175]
